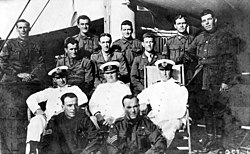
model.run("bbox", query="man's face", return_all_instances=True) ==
[77,19,90,34]
[65,43,78,59]
[53,77,67,87]
[142,37,154,53]
[104,71,117,83]
[159,69,171,81]
[99,36,111,53]
[201,14,217,32]
[121,25,132,39]
[174,17,187,33]
[123,98,140,120]
[62,97,78,119]
[16,22,30,38]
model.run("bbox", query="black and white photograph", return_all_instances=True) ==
[0,0,250,153]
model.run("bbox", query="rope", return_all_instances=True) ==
[30,0,51,30]
[0,0,32,51]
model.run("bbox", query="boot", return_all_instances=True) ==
[216,135,225,154]
[28,141,38,154]
[201,134,217,152]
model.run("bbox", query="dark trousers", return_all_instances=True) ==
[200,86,229,136]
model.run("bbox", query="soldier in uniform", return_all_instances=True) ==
[138,59,188,147]
[89,61,131,129]
[130,33,164,95]
[40,92,100,154]
[56,37,94,98]
[0,19,45,83]
[91,33,128,87]
[72,15,99,59]
[25,66,88,154]
[187,9,237,152]
[112,20,143,75]
[163,14,195,84]
[107,94,167,154]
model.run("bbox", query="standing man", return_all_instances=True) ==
[107,94,167,154]
[40,92,100,154]
[89,61,131,128]
[130,33,163,95]
[112,20,143,74]
[25,66,88,154]
[187,9,237,151]
[138,59,188,147]
[73,15,99,59]
[163,15,195,83]
[56,37,94,97]
[0,19,45,83]
[91,33,128,87]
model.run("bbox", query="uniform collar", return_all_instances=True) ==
[78,33,91,40]
[124,115,141,124]
[17,37,30,43]
[142,51,157,59]
[176,33,188,40]
[121,37,133,44]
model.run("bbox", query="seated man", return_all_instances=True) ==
[56,37,94,98]
[89,61,131,128]
[40,92,100,154]
[0,19,45,84]
[26,66,88,154]
[137,59,188,147]
[107,94,167,154]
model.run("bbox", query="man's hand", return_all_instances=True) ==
[140,103,148,115]
[220,83,229,92]
[140,103,148,112]
[34,108,45,116]
[22,74,34,82]
[103,116,114,126]
[95,113,104,122]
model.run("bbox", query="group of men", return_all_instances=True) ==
[0,8,237,154]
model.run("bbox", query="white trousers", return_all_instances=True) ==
[157,119,182,147]
[25,115,47,154]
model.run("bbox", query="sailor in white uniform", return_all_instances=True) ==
[138,59,188,147]
[89,61,131,127]
[26,66,88,154]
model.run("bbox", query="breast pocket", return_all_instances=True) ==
[138,65,144,79]
[9,49,20,60]
[137,127,151,150]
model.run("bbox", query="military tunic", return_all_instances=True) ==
[0,38,45,82]
[89,80,131,121]
[163,34,194,63]
[112,37,143,72]
[187,29,236,89]
[163,34,195,84]
[56,56,94,96]
[26,85,88,142]
[130,51,164,95]
[90,50,128,87]
[107,115,167,154]
[187,28,237,136]
[40,109,99,154]
[72,33,99,59]
[138,78,188,146]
